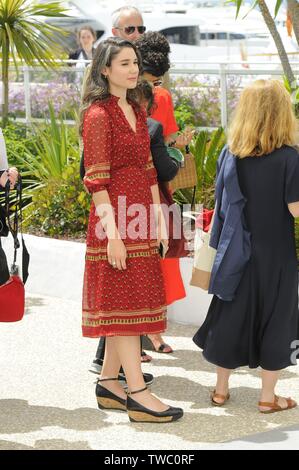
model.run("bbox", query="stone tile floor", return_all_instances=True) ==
[0,294,298,450]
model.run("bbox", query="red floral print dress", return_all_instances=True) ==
[82,95,167,337]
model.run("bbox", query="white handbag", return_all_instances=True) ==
[189,207,216,290]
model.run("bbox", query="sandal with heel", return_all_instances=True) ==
[258,395,297,414]
[210,389,230,406]
[96,377,127,411]
[142,335,173,354]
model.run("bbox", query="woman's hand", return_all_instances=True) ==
[107,239,127,270]
[0,167,18,189]
[157,209,169,256]
[175,128,195,148]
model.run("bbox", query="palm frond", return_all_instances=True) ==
[1,0,69,124]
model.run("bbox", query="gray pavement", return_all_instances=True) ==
[1,293,299,450]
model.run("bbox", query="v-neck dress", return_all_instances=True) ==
[82,95,167,337]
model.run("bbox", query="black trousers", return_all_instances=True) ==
[0,238,9,285]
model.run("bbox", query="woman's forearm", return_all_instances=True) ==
[150,184,168,241]
[150,183,161,207]
[92,189,121,240]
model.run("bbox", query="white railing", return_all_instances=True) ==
[4,60,299,129]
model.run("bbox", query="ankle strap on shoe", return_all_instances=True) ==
[127,386,147,396]
[97,377,118,383]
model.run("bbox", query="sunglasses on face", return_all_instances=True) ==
[116,25,146,35]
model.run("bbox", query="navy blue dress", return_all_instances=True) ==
[193,146,299,370]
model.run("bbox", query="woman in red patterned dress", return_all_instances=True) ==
[80,37,183,423]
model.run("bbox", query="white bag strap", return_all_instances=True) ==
[183,203,216,233]
[182,211,200,221]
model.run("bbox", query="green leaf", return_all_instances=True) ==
[235,0,243,19]
[241,0,258,20]
[0,0,69,125]
[274,0,283,18]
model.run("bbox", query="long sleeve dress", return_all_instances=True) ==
[81,95,167,337]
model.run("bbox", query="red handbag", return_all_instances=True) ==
[0,274,24,322]
[0,177,28,322]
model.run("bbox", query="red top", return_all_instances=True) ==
[150,87,179,138]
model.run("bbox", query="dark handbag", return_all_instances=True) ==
[0,238,9,285]
[0,171,8,236]
[0,203,9,237]
[159,182,188,258]
[0,177,29,322]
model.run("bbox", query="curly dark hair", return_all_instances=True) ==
[135,79,157,114]
[135,31,171,77]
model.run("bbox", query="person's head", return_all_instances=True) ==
[79,37,141,135]
[112,6,145,41]
[228,79,298,158]
[77,26,96,51]
[135,79,156,115]
[135,31,170,84]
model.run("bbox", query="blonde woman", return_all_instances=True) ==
[193,80,299,413]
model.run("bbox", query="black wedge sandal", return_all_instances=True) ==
[126,386,184,423]
[96,378,127,411]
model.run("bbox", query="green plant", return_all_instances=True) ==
[10,102,79,205]
[0,0,68,126]
[23,160,90,237]
[232,0,296,87]
[1,122,37,170]
[174,103,194,130]
[173,127,226,208]
[283,76,299,118]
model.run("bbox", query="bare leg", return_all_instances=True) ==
[147,333,173,353]
[213,367,232,404]
[259,369,296,411]
[100,336,127,400]
[114,335,169,412]
[140,336,152,362]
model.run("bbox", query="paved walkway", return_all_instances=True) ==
[0,293,299,450]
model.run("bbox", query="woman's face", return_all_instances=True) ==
[143,72,163,87]
[79,30,95,50]
[103,47,139,92]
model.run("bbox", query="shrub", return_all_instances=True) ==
[8,78,81,119]
[173,127,226,208]
[23,160,90,238]
[171,74,241,128]
[1,122,37,171]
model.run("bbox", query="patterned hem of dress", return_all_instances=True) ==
[82,326,167,338]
